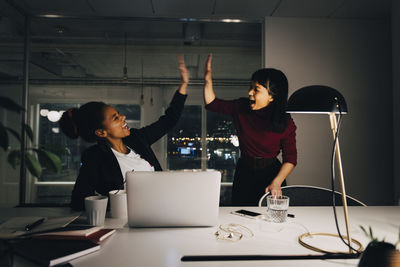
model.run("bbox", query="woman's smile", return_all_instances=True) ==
[122,122,130,131]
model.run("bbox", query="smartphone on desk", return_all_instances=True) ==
[230,209,262,219]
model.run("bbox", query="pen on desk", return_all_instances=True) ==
[287,213,295,218]
[25,218,45,231]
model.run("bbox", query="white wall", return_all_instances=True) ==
[265,17,393,205]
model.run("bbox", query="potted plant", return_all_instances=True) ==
[358,225,400,267]
[0,96,62,178]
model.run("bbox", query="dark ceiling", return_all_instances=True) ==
[0,0,392,82]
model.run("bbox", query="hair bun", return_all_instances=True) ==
[59,108,79,139]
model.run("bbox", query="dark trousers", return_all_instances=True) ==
[231,158,285,206]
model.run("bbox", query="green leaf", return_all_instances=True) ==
[25,153,42,178]
[0,96,24,113]
[0,122,9,150]
[35,149,62,173]
[360,225,368,237]
[5,127,21,143]
[40,144,70,156]
[24,124,33,142]
[369,226,374,240]
[7,150,21,168]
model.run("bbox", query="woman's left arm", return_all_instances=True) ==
[177,54,188,95]
[139,55,188,145]
[266,117,297,196]
[265,162,295,196]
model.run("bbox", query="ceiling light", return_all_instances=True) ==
[221,19,242,23]
[42,14,63,18]
[40,109,49,117]
[47,110,61,122]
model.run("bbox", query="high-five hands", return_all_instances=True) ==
[177,54,189,95]
[204,53,212,83]
[203,53,215,104]
[177,54,189,84]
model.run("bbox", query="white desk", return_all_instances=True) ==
[4,206,400,267]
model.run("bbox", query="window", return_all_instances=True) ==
[206,112,239,183]
[166,105,240,206]
[207,112,239,205]
[0,16,261,206]
[167,106,202,170]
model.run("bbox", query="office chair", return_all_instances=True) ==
[258,185,366,207]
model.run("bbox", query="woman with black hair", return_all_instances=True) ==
[60,56,189,210]
[203,54,297,206]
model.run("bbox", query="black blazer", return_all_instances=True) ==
[70,91,187,210]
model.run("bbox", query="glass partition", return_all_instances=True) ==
[0,15,261,206]
[167,105,202,170]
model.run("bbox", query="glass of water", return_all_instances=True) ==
[266,195,290,223]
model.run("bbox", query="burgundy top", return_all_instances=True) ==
[206,98,297,165]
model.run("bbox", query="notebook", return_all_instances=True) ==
[12,239,100,266]
[126,170,221,227]
[33,225,103,237]
[33,228,116,244]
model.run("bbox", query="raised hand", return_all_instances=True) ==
[203,53,215,104]
[177,54,189,84]
[204,53,212,83]
[177,54,188,95]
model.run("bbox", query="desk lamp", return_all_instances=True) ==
[286,85,362,254]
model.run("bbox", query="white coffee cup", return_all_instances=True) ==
[84,195,108,226]
[109,190,128,219]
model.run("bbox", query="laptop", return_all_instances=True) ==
[125,170,221,227]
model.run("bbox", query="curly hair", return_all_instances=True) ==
[59,101,107,143]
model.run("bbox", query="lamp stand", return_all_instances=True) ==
[329,112,352,253]
[298,113,362,254]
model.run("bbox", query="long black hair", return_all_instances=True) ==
[59,101,107,143]
[251,68,289,133]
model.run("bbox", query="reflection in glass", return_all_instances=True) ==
[207,111,240,205]
[167,106,202,170]
[206,112,239,182]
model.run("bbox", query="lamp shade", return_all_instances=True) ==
[286,85,347,114]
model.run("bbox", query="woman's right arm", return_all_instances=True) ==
[177,54,188,96]
[204,54,215,105]
[137,56,188,145]
[203,53,236,115]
